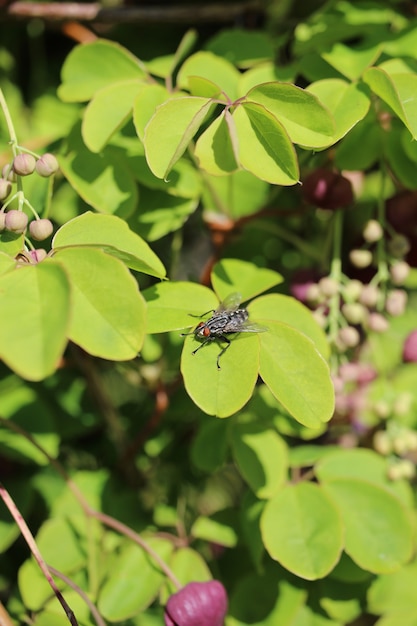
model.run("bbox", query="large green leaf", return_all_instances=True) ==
[261,482,343,580]
[232,102,299,185]
[247,82,335,147]
[194,110,239,175]
[231,422,288,498]
[258,321,334,428]
[322,479,413,574]
[59,136,138,218]
[133,84,171,141]
[52,248,146,360]
[98,537,173,620]
[0,262,70,381]
[144,96,213,179]
[176,51,240,99]
[143,282,218,333]
[363,68,417,139]
[82,80,145,152]
[321,42,383,80]
[248,293,329,359]
[211,258,283,302]
[181,332,260,417]
[52,211,166,278]
[58,39,146,102]
[307,79,371,142]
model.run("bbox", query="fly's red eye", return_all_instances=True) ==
[203,327,211,337]
[197,322,205,328]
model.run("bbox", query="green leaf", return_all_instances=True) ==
[58,39,146,102]
[247,82,335,148]
[258,321,334,427]
[163,547,212,599]
[181,332,260,417]
[0,263,70,381]
[143,282,218,333]
[36,517,86,572]
[82,80,145,152]
[130,188,198,241]
[52,211,166,278]
[0,383,59,465]
[206,28,274,68]
[238,62,296,96]
[52,248,146,360]
[307,79,371,142]
[322,479,413,574]
[368,560,417,616]
[98,537,173,620]
[231,422,288,498]
[363,68,417,139]
[194,110,239,175]
[385,122,417,189]
[232,101,299,185]
[176,51,240,99]
[144,96,213,179]
[240,492,265,570]
[59,131,138,218]
[201,169,269,219]
[211,258,283,302]
[0,251,16,274]
[133,84,171,141]
[248,293,330,359]
[321,42,383,80]
[261,482,343,580]
[191,512,238,548]
[190,419,230,471]
[0,231,25,257]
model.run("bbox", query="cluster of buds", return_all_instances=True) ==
[0,152,59,245]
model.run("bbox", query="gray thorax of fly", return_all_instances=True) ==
[182,293,266,369]
[195,307,249,337]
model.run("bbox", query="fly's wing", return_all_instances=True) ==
[217,292,242,312]
[238,321,268,333]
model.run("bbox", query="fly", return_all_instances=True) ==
[182,293,266,369]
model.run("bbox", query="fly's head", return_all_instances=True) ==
[194,322,211,338]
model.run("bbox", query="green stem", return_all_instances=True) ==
[327,210,344,369]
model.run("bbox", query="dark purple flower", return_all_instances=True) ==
[302,168,353,210]
[164,581,228,626]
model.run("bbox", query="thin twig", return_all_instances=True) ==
[47,566,106,626]
[0,483,79,626]
[2,1,264,24]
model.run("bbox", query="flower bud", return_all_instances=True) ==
[13,153,36,176]
[0,178,12,201]
[403,330,417,363]
[302,168,354,210]
[164,581,228,626]
[388,234,411,258]
[29,248,48,263]
[385,289,407,317]
[393,392,413,417]
[29,218,54,241]
[5,209,28,234]
[35,153,59,177]
[390,261,410,285]
[342,302,367,325]
[363,219,383,243]
[349,249,373,269]
[374,431,392,455]
[1,163,17,182]
[359,284,380,308]
[338,326,360,348]
[343,279,363,302]
[318,276,339,297]
[367,313,389,333]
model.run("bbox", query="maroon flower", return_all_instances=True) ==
[164,581,228,626]
[302,168,353,210]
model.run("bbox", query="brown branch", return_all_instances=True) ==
[2,1,264,24]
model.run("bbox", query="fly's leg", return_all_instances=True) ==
[216,336,231,370]
[189,309,215,319]
[191,337,213,355]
